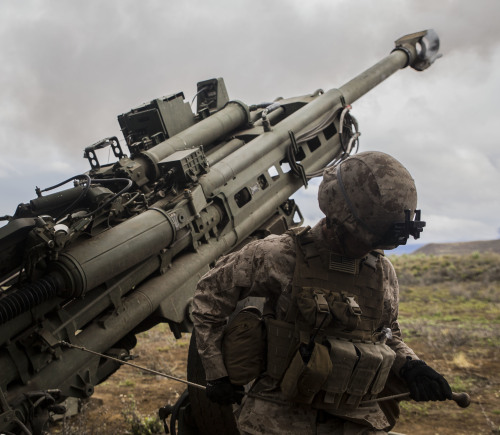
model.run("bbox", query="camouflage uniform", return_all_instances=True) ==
[192,222,417,435]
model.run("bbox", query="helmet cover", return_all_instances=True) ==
[318,151,418,248]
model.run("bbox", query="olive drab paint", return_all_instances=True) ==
[0,30,440,433]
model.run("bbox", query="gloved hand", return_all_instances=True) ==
[400,358,452,402]
[205,376,245,405]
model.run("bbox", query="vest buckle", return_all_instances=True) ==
[314,292,331,330]
[344,296,362,316]
[314,292,330,315]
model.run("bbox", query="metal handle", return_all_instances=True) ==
[362,391,471,408]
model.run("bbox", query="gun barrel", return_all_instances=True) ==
[141,101,249,180]
[339,49,409,105]
[200,50,412,197]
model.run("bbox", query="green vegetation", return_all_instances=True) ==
[391,252,500,287]
[390,252,500,433]
[389,252,500,352]
[122,396,163,435]
[119,379,136,388]
[52,251,500,434]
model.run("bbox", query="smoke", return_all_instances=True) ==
[0,0,499,241]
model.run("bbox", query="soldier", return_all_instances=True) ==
[192,151,452,434]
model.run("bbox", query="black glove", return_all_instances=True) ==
[205,376,244,405]
[400,358,452,402]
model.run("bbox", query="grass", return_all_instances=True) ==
[52,251,500,434]
[119,379,136,388]
[388,251,500,434]
[449,374,476,393]
[391,252,500,288]
[390,252,500,352]
[122,396,163,435]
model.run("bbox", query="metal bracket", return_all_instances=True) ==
[84,136,125,169]
[288,130,308,188]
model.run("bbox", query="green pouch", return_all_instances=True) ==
[266,318,298,380]
[328,294,361,331]
[369,343,396,395]
[324,338,358,394]
[222,306,266,385]
[296,287,332,328]
[345,342,383,406]
[280,342,332,404]
[296,287,361,331]
[315,338,358,409]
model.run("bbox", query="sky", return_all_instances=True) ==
[0,0,499,249]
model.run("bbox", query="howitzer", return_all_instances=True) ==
[0,30,440,434]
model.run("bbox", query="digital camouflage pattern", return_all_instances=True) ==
[236,394,388,435]
[192,229,297,381]
[318,151,417,248]
[192,222,419,433]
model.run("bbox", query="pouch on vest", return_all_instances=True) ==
[345,342,384,407]
[222,306,266,385]
[297,287,361,331]
[314,338,358,409]
[329,294,362,331]
[369,343,396,396]
[266,318,298,380]
[280,342,332,404]
[296,287,332,329]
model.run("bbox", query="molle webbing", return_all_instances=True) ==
[290,228,386,337]
[268,227,396,410]
[266,318,299,380]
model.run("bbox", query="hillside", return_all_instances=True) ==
[414,239,500,256]
[389,251,500,434]
[51,251,500,435]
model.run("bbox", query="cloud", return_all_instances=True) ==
[424,214,498,243]
[0,1,499,242]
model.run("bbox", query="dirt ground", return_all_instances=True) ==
[392,340,500,435]
[49,327,190,434]
[48,324,500,435]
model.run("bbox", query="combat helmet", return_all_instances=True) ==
[318,151,425,249]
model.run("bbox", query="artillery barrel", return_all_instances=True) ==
[141,101,249,180]
[201,48,411,196]
[0,204,222,324]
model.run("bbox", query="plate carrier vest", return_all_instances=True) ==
[266,227,396,410]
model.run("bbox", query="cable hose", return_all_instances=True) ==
[288,105,360,180]
[0,275,59,325]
